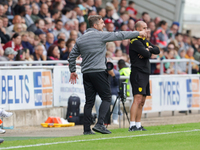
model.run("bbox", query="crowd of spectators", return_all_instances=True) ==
[0,0,199,74]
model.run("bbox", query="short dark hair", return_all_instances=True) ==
[62,7,71,15]
[118,59,126,66]
[12,33,20,39]
[51,9,59,16]
[159,20,167,27]
[55,19,62,24]
[58,38,65,44]
[129,1,135,5]
[88,15,102,27]
[142,12,148,16]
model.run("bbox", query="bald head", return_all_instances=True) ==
[13,15,22,24]
[135,21,146,31]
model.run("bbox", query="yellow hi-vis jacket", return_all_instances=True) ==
[119,67,131,97]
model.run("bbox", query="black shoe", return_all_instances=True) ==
[83,131,95,135]
[138,126,147,131]
[92,124,111,134]
[128,125,139,131]
[0,139,4,144]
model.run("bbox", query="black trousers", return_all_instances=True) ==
[83,71,111,132]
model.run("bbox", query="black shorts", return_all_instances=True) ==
[130,70,150,96]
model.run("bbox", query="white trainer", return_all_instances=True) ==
[0,110,13,118]
[113,120,119,125]
[0,129,6,134]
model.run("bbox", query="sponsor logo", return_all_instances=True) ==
[33,71,52,106]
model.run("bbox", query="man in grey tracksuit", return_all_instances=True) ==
[68,15,146,135]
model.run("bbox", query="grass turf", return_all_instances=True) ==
[0,122,200,150]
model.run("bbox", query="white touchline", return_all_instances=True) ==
[0,129,200,150]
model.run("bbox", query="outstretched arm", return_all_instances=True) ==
[100,30,146,42]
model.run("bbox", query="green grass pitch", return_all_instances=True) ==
[1,122,200,150]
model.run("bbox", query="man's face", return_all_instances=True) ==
[58,33,66,41]
[32,5,39,15]
[171,24,178,34]
[95,18,105,31]
[56,21,63,30]
[41,4,48,15]
[36,46,44,56]
[47,33,54,44]
[25,5,32,16]
[0,19,3,28]
[13,16,22,24]
[70,31,78,40]
[137,22,147,32]
[0,5,4,16]
[38,20,45,30]
[3,18,8,27]
[8,54,15,60]
[106,23,114,32]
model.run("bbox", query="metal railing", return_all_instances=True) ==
[0,59,199,75]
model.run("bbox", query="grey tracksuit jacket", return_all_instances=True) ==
[68,28,139,74]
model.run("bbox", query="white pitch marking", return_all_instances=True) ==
[0,129,199,150]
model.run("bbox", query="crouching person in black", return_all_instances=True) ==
[129,21,160,131]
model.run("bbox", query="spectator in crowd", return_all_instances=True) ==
[24,4,34,27]
[93,0,102,12]
[126,1,137,20]
[31,43,44,61]
[178,49,187,74]
[44,17,54,33]
[63,38,75,60]
[173,32,184,50]
[97,7,106,19]
[21,31,34,54]
[61,7,72,24]
[74,6,84,23]
[127,19,135,31]
[167,22,179,40]
[45,32,54,50]
[0,47,17,61]
[47,44,60,60]
[194,47,200,62]
[182,34,191,51]
[23,48,33,62]
[35,19,46,32]
[2,15,9,28]
[14,0,26,15]
[51,9,61,22]
[115,12,129,31]
[185,47,199,73]
[141,12,150,24]
[15,49,26,61]
[78,22,87,37]
[70,30,78,40]
[53,19,64,37]
[63,20,75,40]
[31,3,41,22]
[57,38,66,59]
[154,17,160,27]
[85,0,95,11]
[13,23,23,33]
[38,3,49,19]
[153,20,168,48]
[3,33,23,51]
[104,5,115,23]
[6,0,14,16]
[7,15,22,33]
[0,17,10,44]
